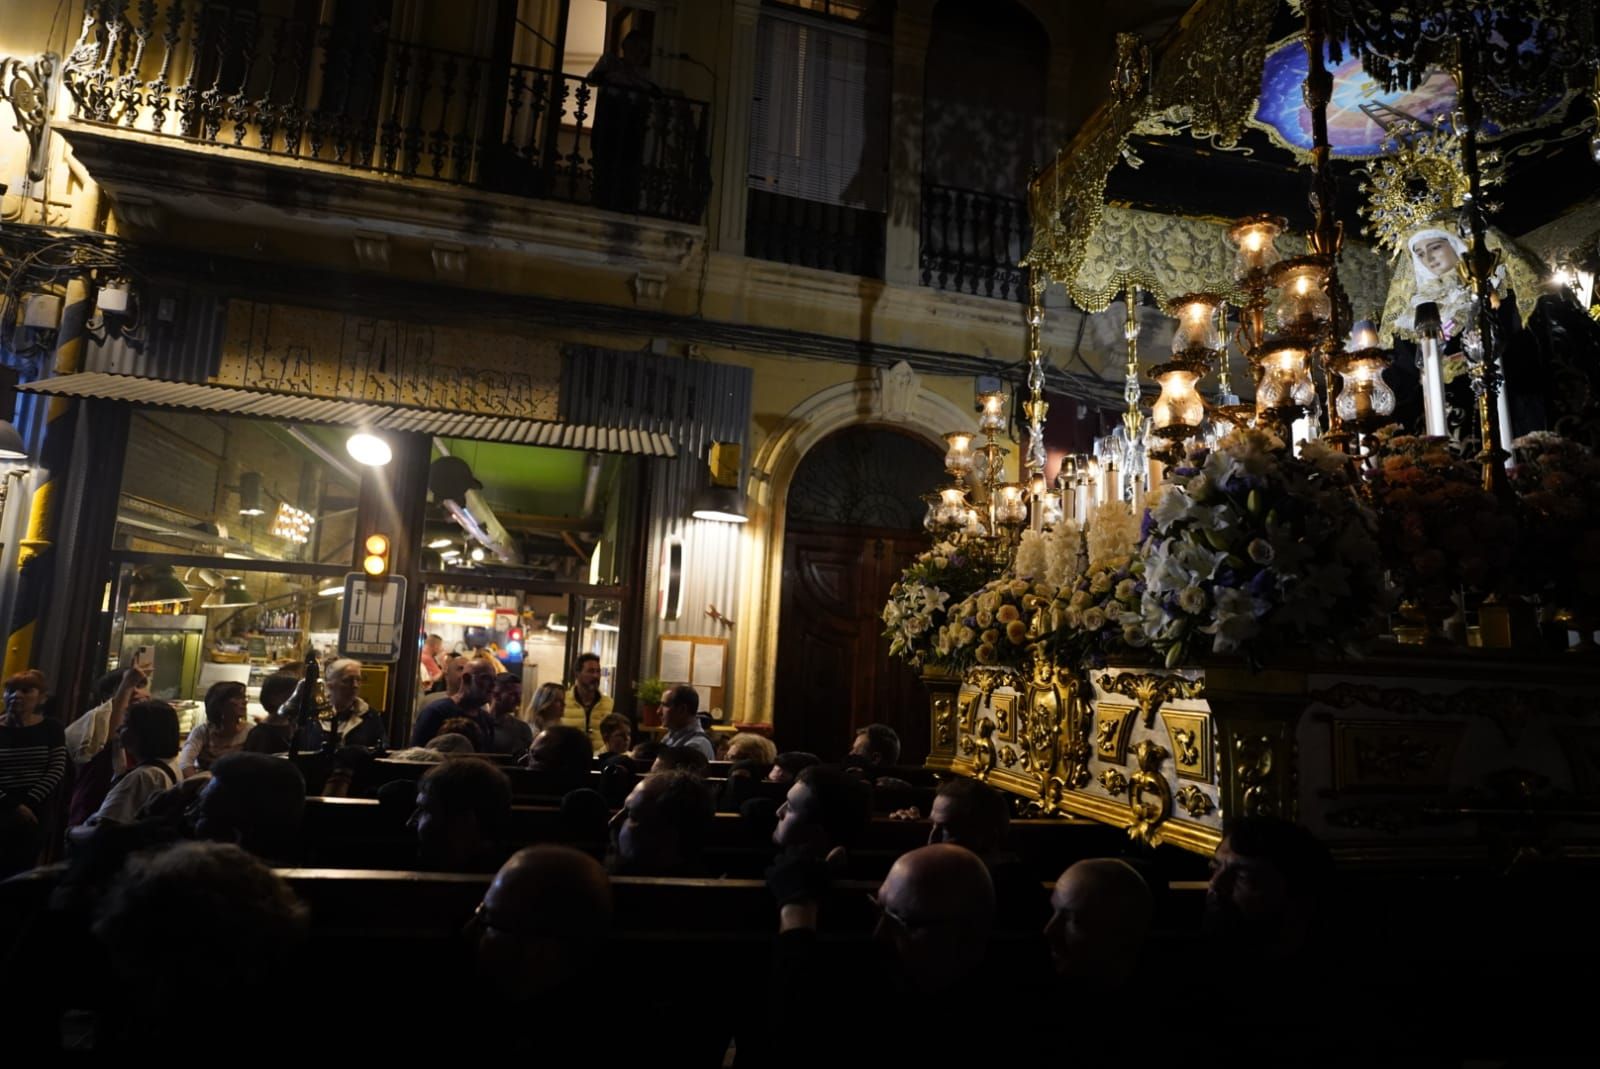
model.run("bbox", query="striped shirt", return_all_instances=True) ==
[0,717,68,809]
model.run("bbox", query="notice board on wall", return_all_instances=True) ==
[658,635,728,717]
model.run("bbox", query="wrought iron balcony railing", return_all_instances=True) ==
[919,183,1029,301]
[59,3,712,225]
[745,188,886,279]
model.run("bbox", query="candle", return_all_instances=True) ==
[1414,302,1447,436]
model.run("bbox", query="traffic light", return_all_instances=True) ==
[505,625,524,657]
[362,533,391,577]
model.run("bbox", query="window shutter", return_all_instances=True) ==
[747,13,886,210]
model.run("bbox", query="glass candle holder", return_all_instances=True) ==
[1227,214,1285,280]
[1332,349,1396,425]
[977,391,1007,434]
[1150,363,1205,436]
[943,431,975,476]
[1270,257,1332,334]
[936,485,969,527]
[994,483,1028,526]
[1038,490,1064,529]
[1346,319,1380,351]
[1255,341,1317,413]
[1165,292,1224,354]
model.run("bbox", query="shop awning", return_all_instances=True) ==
[19,373,677,457]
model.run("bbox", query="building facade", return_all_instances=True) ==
[0,0,1154,749]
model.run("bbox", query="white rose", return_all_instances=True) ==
[1082,607,1107,632]
[1178,585,1208,615]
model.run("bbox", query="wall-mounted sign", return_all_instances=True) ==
[339,574,408,662]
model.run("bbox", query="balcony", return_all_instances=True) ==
[745,188,886,279]
[58,5,712,226]
[919,183,1029,302]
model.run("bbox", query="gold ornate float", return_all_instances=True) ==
[925,653,1600,866]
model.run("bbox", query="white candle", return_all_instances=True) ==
[1418,335,1448,437]
[1496,387,1514,469]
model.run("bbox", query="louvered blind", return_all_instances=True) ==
[747,12,888,209]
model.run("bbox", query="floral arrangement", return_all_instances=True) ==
[881,541,999,668]
[1012,518,1082,590]
[1366,429,1516,610]
[1037,503,1151,666]
[1138,427,1387,665]
[1509,431,1600,611]
[935,576,1053,672]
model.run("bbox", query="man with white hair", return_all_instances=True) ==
[312,658,386,749]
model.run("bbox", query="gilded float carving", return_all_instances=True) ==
[1161,709,1212,782]
[1174,784,1215,818]
[1127,739,1173,845]
[1100,768,1129,796]
[1096,705,1137,764]
[1099,671,1205,729]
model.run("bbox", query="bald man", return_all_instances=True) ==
[873,843,996,992]
[756,843,1001,1064]
[474,845,613,1007]
[1044,858,1153,985]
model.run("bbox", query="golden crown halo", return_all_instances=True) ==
[1358,115,1504,256]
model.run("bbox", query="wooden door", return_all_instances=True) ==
[774,524,931,762]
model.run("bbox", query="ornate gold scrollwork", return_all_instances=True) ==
[1174,784,1215,818]
[933,694,956,747]
[1000,745,1019,768]
[1099,671,1205,730]
[1099,768,1129,796]
[1234,734,1276,817]
[1127,739,1172,845]
[968,667,1025,705]
[1095,706,1137,764]
[992,692,1018,743]
[1059,672,1094,789]
[1160,709,1212,782]
[973,719,996,781]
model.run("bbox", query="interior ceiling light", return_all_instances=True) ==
[238,471,266,516]
[427,537,453,549]
[204,576,256,608]
[346,431,392,467]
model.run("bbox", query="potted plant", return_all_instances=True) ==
[635,677,666,727]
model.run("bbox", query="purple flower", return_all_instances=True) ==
[1248,569,1275,596]
[1139,509,1156,542]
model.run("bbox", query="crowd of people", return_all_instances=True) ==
[0,656,1344,1060]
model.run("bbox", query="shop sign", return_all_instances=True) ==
[339,574,409,662]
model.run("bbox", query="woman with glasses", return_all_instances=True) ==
[0,669,66,876]
[178,681,252,778]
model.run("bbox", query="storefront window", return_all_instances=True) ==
[107,563,344,731]
[421,438,637,586]
[115,410,359,566]
[575,596,621,698]
[421,584,573,693]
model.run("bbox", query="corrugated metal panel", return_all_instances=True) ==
[85,288,227,383]
[562,349,754,716]
[17,372,677,458]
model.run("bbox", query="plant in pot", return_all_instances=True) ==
[635,677,666,727]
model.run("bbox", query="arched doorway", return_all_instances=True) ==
[773,426,944,762]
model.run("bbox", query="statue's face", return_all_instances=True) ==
[1414,235,1461,279]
